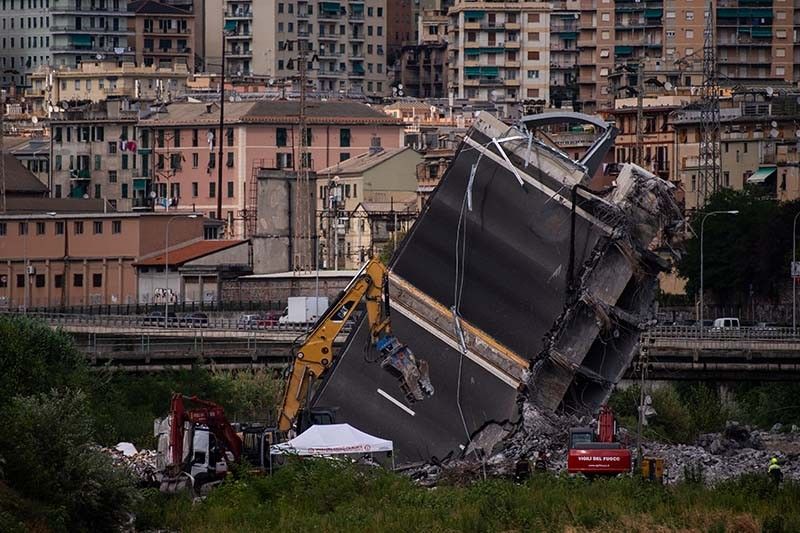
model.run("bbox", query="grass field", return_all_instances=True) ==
[133,459,800,533]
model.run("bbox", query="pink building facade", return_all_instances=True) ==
[140,101,405,237]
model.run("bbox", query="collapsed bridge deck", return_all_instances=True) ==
[314,112,682,464]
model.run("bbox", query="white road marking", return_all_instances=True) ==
[377,388,416,416]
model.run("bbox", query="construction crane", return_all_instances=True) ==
[697,0,721,208]
[277,257,434,433]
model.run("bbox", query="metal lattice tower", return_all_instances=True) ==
[698,0,721,208]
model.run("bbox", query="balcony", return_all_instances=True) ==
[50,2,133,15]
[226,9,253,19]
[226,31,252,39]
[50,25,134,35]
[142,26,192,36]
[227,48,252,58]
[504,78,520,86]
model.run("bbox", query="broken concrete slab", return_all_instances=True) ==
[314,111,682,465]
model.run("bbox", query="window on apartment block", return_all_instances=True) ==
[108,170,117,183]
[226,152,234,168]
[92,273,102,288]
[170,153,182,170]
[54,274,63,289]
[94,184,101,199]
[208,153,216,168]
[192,182,199,197]
[108,141,117,154]
[276,127,288,147]
[209,182,216,198]
[73,273,83,287]
[121,184,129,198]
[16,275,25,288]
[121,154,129,169]
[55,221,64,235]
[112,220,121,234]
[174,129,181,147]
[74,221,84,235]
[226,127,234,146]
[35,274,45,288]
[36,221,45,235]
[277,152,293,168]
[340,128,351,147]
[18,222,28,235]
[340,152,350,162]
[304,128,312,146]
[93,221,103,234]
[192,153,199,168]
[157,129,165,148]
[192,128,199,147]
[225,181,234,198]
[527,51,540,61]
[0,223,6,237]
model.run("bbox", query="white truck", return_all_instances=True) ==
[279,296,330,324]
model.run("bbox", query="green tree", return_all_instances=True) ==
[0,315,89,402]
[678,189,800,305]
[0,389,138,532]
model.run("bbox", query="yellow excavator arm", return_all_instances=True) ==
[277,258,433,432]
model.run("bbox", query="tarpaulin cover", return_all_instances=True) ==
[270,424,393,456]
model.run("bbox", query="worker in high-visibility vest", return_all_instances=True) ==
[768,457,783,486]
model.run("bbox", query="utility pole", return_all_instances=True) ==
[1,89,7,213]
[636,344,649,466]
[698,0,721,208]
[216,36,226,225]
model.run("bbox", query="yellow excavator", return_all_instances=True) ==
[155,258,432,493]
[277,257,434,433]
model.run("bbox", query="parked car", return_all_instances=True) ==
[182,312,209,328]
[257,310,283,328]
[237,313,262,329]
[145,310,178,327]
[712,317,740,330]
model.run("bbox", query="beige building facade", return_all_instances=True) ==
[0,212,203,309]
[448,0,551,116]
[218,0,392,97]
[672,91,800,211]
[26,60,190,112]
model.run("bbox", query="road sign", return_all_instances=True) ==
[792,261,800,278]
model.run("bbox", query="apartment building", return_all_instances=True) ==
[129,0,196,70]
[608,93,690,183]
[139,100,405,237]
[26,60,190,113]
[550,0,580,108]
[0,211,203,308]
[49,100,142,210]
[49,0,136,68]
[672,89,800,211]
[316,147,420,269]
[448,0,551,117]
[399,7,449,98]
[0,0,51,90]
[218,0,392,97]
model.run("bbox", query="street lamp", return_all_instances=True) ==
[164,214,198,327]
[792,211,800,333]
[699,210,739,336]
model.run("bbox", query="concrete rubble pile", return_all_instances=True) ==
[315,110,684,465]
[99,442,160,485]
[645,423,800,485]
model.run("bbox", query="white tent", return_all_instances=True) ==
[270,423,393,457]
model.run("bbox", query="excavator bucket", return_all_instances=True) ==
[378,336,434,402]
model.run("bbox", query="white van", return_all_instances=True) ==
[712,317,740,330]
